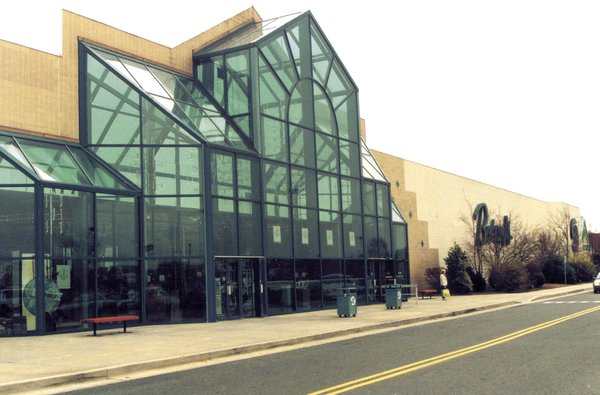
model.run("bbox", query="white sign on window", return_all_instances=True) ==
[273,225,282,243]
[301,227,309,245]
[349,231,356,247]
[326,230,334,246]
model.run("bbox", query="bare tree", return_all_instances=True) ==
[548,205,572,261]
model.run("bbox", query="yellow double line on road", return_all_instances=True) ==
[309,304,600,395]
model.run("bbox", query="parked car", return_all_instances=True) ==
[593,273,600,294]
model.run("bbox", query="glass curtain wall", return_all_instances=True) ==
[197,13,377,313]
[84,48,207,324]
[0,152,36,336]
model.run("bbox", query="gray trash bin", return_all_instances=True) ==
[385,284,402,309]
[337,287,357,317]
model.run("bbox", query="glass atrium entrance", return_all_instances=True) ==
[214,257,266,320]
[367,259,396,304]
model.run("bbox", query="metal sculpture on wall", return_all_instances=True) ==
[570,218,579,253]
[472,203,512,247]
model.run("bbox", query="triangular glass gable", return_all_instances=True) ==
[87,45,253,152]
[360,139,388,182]
[391,202,407,224]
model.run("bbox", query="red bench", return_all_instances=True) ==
[418,289,438,299]
[80,315,139,336]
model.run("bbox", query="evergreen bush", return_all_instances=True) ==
[444,244,473,294]
[488,263,527,292]
[467,266,487,292]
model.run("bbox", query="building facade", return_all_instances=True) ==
[372,150,581,288]
[0,9,409,336]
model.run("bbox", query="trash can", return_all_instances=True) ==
[337,287,357,317]
[385,284,402,309]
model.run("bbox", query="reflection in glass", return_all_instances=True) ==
[295,259,322,310]
[266,259,294,314]
[0,187,35,257]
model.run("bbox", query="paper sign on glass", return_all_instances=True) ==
[326,229,333,246]
[349,231,356,247]
[273,225,282,243]
[301,227,309,245]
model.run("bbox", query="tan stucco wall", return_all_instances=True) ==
[0,8,261,141]
[373,150,580,288]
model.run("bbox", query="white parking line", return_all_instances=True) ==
[543,301,600,304]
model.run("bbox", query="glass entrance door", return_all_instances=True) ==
[367,259,394,303]
[215,258,264,320]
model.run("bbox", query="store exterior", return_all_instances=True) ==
[0,10,409,336]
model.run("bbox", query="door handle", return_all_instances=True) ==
[260,283,264,294]
[227,285,232,295]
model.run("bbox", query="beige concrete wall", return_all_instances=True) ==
[0,7,261,141]
[373,150,580,288]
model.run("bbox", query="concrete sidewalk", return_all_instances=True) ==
[0,283,592,394]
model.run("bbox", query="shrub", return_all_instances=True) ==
[569,253,595,282]
[444,244,473,294]
[488,263,527,292]
[425,267,441,290]
[530,272,545,288]
[467,266,487,292]
[542,254,577,283]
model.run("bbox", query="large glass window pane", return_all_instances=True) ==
[263,162,289,204]
[266,259,294,314]
[262,116,288,162]
[259,55,287,120]
[295,259,322,311]
[92,146,142,187]
[339,141,360,178]
[87,54,141,145]
[293,208,319,258]
[96,195,138,258]
[260,34,297,91]
[376,183,390,218]
[319,211,342,258]
[97,260,140,317]
[326,59,354,108]
[225,51,250,118]
[364,216,379,258]
[44,189,93,258]
[315,133,338,173]
[211,152,234,197]
[144,197,204,257]
[237,156,260,200]
[322,259,342,308]
[144,146,201,195]
[378,218,391,259]
[142,99,200,145]
[289,126,315,168]
[310,24,333,86]
[288,79,314,129]
[212,198,237,256]
[291,168,317,208]
[317,173,339,211]
[343,214,363,258]
[0,187,35,258]
[47,258,93,332]
[0,259,33,335]
[238,201,262,256]
[393,223,409,263]
[264,204,291,257]
[336,94,359,143]
[362,182,376,216]
[344,260,366,305]
[197,57,225,107]
[340,177,361,214]
[0,153,33,184]
[0,136,35,175]
[146,258,206,323]
[314,83,336,135]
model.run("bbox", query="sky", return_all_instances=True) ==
[2,1,599,232]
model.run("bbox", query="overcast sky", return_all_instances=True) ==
[2,1,599,232]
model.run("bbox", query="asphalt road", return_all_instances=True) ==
[66,291,600,395]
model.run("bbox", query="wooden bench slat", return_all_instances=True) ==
[80,315,139,336]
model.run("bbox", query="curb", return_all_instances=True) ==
[0,301,520,394]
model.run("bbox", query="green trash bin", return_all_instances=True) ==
[385,284,402,309]
[337,287,357,317]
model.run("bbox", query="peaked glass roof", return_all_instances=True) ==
[0,134,135,191]
[87,45,253,152]
[196,13,302,55]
